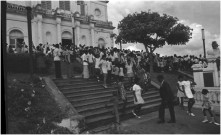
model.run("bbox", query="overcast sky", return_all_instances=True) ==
[107,0,220,56]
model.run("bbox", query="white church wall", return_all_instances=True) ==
[7,16,28,45]
[94,30,112,48]
[6,1,114,48]
[42,22,57,45]
[80,28,91,46]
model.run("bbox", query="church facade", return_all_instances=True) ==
[6,0,115,49]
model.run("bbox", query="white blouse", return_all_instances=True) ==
[182,81,193,98]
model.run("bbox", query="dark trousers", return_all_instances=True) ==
[107,70,112,83]
[188,98,195,113]
[133,104,142,116]
[88,63,94,78]
[159,100,175,122]
[203,108,213,117]
[121,99,127,113]
[179,97,184,107]
[54,61,62,78]
[94,68,100,80]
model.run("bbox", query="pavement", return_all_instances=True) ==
[120,106,220,134]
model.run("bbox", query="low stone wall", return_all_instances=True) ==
[43,77,85,133]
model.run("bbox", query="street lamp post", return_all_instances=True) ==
[118,29,122,50]
[26,1,35,77]
[2,1,8,133]
[201,28,206,58]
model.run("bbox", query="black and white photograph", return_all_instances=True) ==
[1,0,220,134]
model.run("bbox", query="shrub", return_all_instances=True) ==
[6,53,53,74]
[7,75,67,133]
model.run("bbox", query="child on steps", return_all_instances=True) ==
[201,89,219,125]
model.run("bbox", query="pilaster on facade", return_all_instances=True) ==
[36,14,43,44]
[89,15,96,47]
[56,16,62,44]
[75,20,81,46]
[89,23,95,47]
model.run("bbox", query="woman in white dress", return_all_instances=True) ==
[182,75,195,116]
[131,78,144,118]
[177,75,185,109]
[81,50,89,79]
[126,60,134,85]
[99,55,108,88]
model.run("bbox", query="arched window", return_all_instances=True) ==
[98,38,105,48]
[59,1,70,11]
[9,29,24,49]
[41,1,52,10]
[77,1,85,16]
[46,32,52,44]
[80,35,87,46]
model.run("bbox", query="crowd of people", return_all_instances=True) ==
[7,41,219,126]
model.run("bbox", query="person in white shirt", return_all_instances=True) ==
[81,50,89,79]
[53,44,62,78]
[94,54,101,82]
[63,45,73,78]
[99,49,104,59]
[182,75,195,116]
[107,58,112,84]
[126,60,134,78]
[114,63,120,83]
[177,75,185,110]
[131,77,144,118]
[119,64,124,82]
[113,50,119,62]
[88,49,95,79]
[110,52,115,62]
[99,55,108,88]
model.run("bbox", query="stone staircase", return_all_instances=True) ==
[53,77,161,132]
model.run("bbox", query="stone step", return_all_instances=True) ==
[74,92,160,112]
[55,79,131,87]
[59,84,105,91]
[65,87,156,100]
[71,90,159,106]
[53,77,131,84]
[68,89,158,103]
[52,77,161,131]
[56,81,104,87]
[86,102,161,129]
[82,97,161,119]
[61,86,116,94]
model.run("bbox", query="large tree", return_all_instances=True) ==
[116,10,192,73]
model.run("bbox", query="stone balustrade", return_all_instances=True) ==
[7,3,27,15]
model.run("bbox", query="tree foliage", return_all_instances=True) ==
[117,11,193,52]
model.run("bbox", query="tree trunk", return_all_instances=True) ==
[149,49,153,74]
[144,45,153,74]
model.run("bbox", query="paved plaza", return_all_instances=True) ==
[121,107,220,134]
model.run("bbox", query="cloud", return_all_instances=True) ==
[107,0,220,56]
[155,20,220,56]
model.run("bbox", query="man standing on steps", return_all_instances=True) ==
[157,75,176,124]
